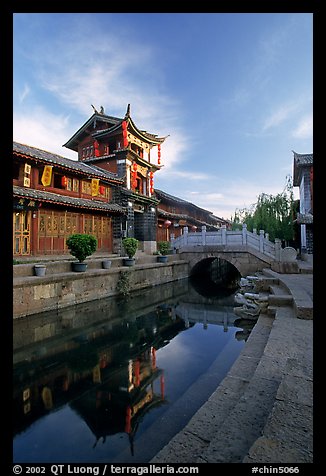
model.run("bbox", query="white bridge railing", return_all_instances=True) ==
[172,224,282,261]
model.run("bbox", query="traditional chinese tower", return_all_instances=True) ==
[63,104,167,253]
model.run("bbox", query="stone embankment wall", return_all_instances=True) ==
[13,258,189,319]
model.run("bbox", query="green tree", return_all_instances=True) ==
[231,175,295,243]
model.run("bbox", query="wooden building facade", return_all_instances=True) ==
[13,142,124,257]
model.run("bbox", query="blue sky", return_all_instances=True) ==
[13,13,313,219]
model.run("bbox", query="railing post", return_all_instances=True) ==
[242,223,247,245]
[201,225,206,245]
[253,228,257,234]
[265,232,269,241]
[184,226,188,245]
[221,225,227,245]
[259,230,264,253]
[275,238,281,261]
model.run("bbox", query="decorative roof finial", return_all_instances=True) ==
[91,104,99,114]
[126,103,131,117]
[100,106,105,114]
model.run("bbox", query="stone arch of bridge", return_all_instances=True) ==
[188,253,243,277]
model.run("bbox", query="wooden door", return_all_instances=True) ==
[13,211,31,255]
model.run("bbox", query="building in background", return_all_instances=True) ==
[154,189,231,242]
[293,151,313,254]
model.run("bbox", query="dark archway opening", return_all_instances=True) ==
[190,257,241,298]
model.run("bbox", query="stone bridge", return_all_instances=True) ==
[172,224,296,277]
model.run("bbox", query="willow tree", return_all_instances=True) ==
[231,176,295,243]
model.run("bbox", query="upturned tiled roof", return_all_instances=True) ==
[13,142,123,184]
[292,151,313,165]
[293,151,313,186]
[13,185,125,214]
[155,190,230,224]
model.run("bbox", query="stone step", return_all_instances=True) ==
[194,315,279,463]
[268,294,293,306]
[269,284,290,296]
[244,309,313,463]
[196,305,301,463]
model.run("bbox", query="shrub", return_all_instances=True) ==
[66,234,97,262]
[157,241,171,256]
[122,237,139,259]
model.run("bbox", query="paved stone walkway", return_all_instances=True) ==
[151,267,313,464]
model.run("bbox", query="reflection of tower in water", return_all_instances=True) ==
[73,345,166,455]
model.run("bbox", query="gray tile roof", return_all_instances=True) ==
[293,151,313,186]
[13,185,125,214]
[13,142,123,184]
[157,208,220,229]
[155,190,229,225]
[293,151,313,166]
[155,189,214,214]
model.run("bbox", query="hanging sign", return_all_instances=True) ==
[14,198,39,211]
[122,121,128,148]
[91,178,99,196]
[94,140,100,157]
[24,163,31,175]
[137,165,148,177]
[41,165,53,187]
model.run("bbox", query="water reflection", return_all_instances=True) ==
[13,278,254,463]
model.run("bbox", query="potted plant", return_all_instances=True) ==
[102,259,112,269]
[122,237,138,266]
[66,233,97,272]
[34,263,47,276]
[157,241,171,263]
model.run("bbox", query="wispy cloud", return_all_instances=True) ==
[262,102,298,131]
[19,83,30,103]
[160,169,210,180]
[13,107,76,160]
[14,15,189,168]
[157,176,288,220]
[292,114,313,139]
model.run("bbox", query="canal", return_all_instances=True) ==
[13,277,253,463]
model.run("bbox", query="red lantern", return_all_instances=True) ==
[61,176,68,187]
[164,220,172,228]
[150,187,154,194]
[133,180,137,188]
[149,171,154,179]
[99,185,105,195]
[133,162,137,172]
[157,144,161,165]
